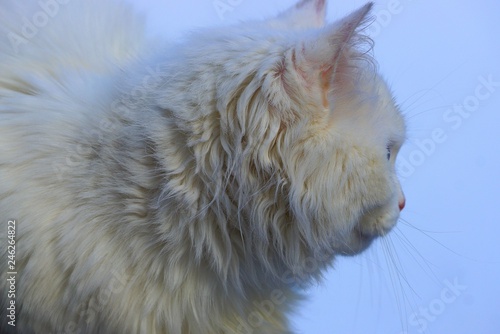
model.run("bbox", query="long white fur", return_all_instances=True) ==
[0,0,406,333]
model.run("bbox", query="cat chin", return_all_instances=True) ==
[336,232,375,256]
[334,226,383,256]
[335,206,401,256]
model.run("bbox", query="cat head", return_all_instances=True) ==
[261,1,407,258]
[155,0,406,279]
[223,0,405,263]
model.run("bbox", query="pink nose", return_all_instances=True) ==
[398,194,406,211]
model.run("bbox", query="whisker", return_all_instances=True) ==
[392,226,441,284]
[405,104,456,120]
[399,218,460,234]
[396,60,467,118]
[380,237,410,330]
[399,218,478,261]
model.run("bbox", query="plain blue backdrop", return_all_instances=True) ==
[130,1,500,333]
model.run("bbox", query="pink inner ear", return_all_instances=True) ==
[320,67,333,108]
[295,0,326,15]
[286,0,326,27]
[315,0,326,15]
[286,44,333,109]
[275,2,373,109]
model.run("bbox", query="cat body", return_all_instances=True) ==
[0,0,406,333]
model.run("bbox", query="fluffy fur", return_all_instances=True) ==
[0,0,406,333]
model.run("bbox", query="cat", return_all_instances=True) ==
[0,0,406,333]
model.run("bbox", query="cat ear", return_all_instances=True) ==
[273,0,327,29]
[280,3,374,109]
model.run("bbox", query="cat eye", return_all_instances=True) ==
[386,146,392,160]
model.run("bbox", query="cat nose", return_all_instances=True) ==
[398,193,406,211]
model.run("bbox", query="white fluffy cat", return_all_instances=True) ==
[0,0,406,333]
